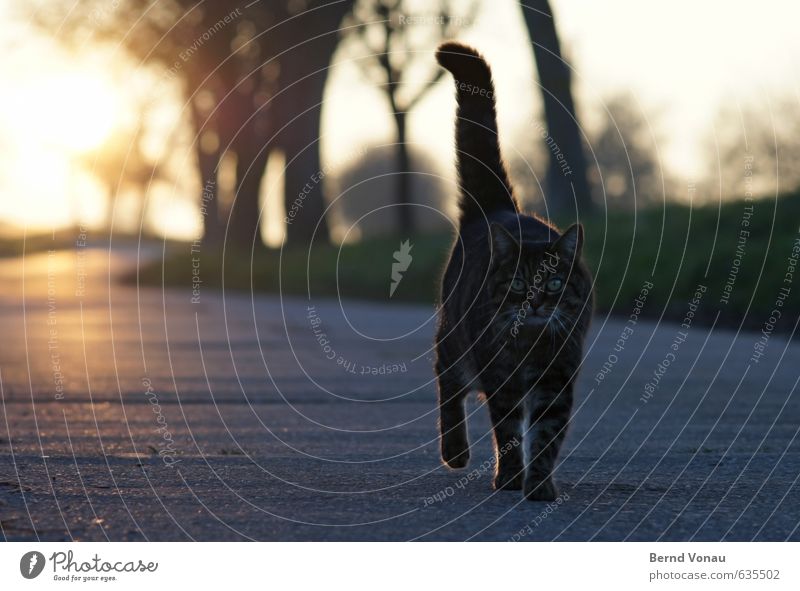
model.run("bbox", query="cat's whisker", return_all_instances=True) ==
[546,309,574,345]
[555,313,571,337]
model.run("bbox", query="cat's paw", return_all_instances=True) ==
[524,477,558,501]
[441,442,470,469]
[494,470,523,490]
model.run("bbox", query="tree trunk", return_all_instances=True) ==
[273,1,354,247]
[229,147,269,251]
[197,147,221,245]
[228,101,270,252]
[190,101,222,246]
[521,0,592,215]
[394,110,413,235]
[278,77,329,247]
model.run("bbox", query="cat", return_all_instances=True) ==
[434,42,594,501]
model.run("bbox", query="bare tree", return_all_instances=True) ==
[709,96,800,199]
[344,0,477,234]
[590,94,668,208]
[520,0,592,215]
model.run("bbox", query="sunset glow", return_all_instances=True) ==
[1,0,800,236]
[13,71,121,154]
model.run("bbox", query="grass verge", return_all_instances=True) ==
[134,192,800,334]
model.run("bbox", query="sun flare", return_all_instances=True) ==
[17,71,121,154]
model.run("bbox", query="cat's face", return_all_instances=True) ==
[487,223,590,341]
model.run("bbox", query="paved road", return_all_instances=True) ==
[0,246,799,541]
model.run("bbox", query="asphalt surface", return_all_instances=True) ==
[0,246,799,541]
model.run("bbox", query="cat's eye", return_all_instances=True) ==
[510,278,526,293]
[545,277,563,293]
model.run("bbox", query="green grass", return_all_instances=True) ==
[135,192,800,331]
[135,234,453,304]
[579,193,800,330]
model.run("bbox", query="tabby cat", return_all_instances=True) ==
[434,42,593,501]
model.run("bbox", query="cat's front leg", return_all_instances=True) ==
[524,382,573,501]
[437,363,471,469]
[486,390,525,490]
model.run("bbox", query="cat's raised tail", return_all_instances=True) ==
[436,42,518,225]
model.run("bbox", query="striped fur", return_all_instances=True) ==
[435,43,593,501]
[435,42,517,225]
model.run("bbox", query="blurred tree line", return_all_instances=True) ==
[706,97,800,201]
[33,0,736,249]
[32,0,350,250]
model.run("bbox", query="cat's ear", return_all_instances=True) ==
[553,223,584,260]
[489,223,520,260]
